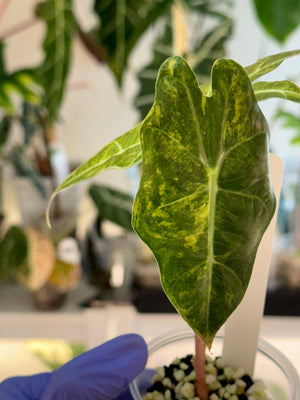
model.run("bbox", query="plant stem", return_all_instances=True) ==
[77,29,107,63]
[194,334,208,400]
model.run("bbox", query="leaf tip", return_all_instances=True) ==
[45,192,57,229]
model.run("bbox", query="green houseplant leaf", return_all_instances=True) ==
[0,226,28,281]
[9,146,48,198]
[275,109,300,145]
[0,116,11,150]
[134,18,173,120]
[253,80,300,102]
[244,49,300,82]
[134,14,232,120]
[89,184,133,231]
[47,123,142,224]
[35,0,76,126]
[253,0,300,43]
[132,56,276,347]
[0,42,42,114]
[47,50,300,205]
[93,0,172,85]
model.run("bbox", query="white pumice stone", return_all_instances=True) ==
[156,367,165,378]
[205,354,213,363]
[180,382,195,398]
[144,354,269,400]
[215,357,226,369]
[224,367,235,380]
[235,379,246,388]
[233,368,245,379]
[208,380,222,391]
[173,369,185,381]
[152,390,165,400]
[205,363,217,375]
[162,378,172,388]
[152,374,160,383]
[227,384,237,394]
[184,370,196,382]
[205,374,217,385]
[175,381,184,393]
[180,362,189,370]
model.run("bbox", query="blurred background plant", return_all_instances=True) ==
[0,0,235,306]
[0,0,299,311]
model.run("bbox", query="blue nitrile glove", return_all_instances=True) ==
[0,333,148,400]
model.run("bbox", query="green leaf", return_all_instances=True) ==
[47,123,142,223]
[244,49,300,82]
[36,0,76,126]
[253,80,300,102]
[134,19,173,119]
[93,0,172,85]
[188,18,233,81]
[0,116,11,150]
[134,0,232,119]
[275,109,300,129]
[9,146,48,198]
[132,56,276,346]
[275,109,300,146]
[21,102,39,146]
[0,226,28,281]
[201,49,300,98]
[0,40,42,114]
[291,136,300,145]
[89,184,133,231]
[253,0,300,43]
[134,8,232,119]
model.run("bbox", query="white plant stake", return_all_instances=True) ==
[223,154,284,375]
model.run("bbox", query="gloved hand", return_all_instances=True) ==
[0,333,148,400]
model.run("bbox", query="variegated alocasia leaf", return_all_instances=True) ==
[46,123,142,224]
[253,80,300,102]
[244,48,300,82]
[35,0,76,126]
[49,50,300,200]
[201,48,300,96]
[132,56,276,347]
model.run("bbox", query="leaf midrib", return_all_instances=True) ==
[205,167,219,330]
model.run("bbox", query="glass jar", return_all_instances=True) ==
[130,328,300,400]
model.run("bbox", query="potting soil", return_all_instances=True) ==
[143,354,269,400]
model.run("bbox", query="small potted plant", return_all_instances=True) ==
[48,49,300,399]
